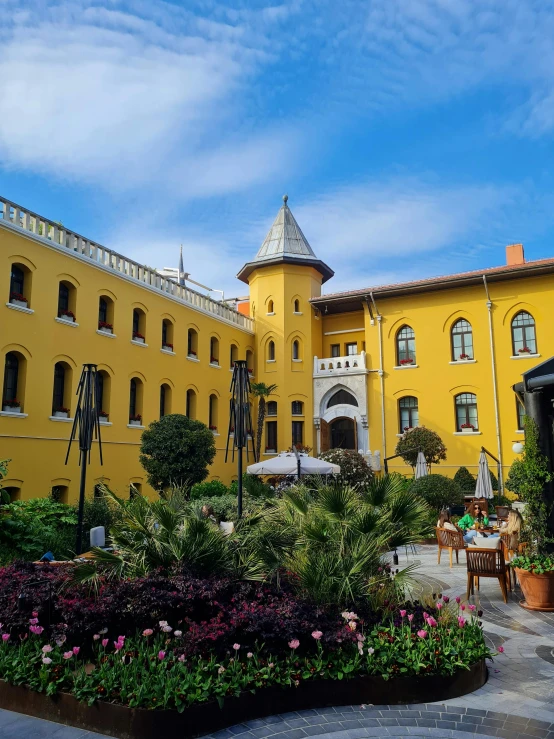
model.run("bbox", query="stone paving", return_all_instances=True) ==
[2,543,554,738]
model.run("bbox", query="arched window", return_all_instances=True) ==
[294,299,300,313]
[51,485,69,504]
[209,394,218,430]
[246,349,254,375]
[267,340,275,362]
[132,308,146,342]
[396,325,416,365]
[398,396,419,433]
[57,281,76,320]
[129,377,143,423]
[267,401,278,416]
[161,319,174,351]
[327,389,358,408]
[159,384,172,418]
[291,401,303,416]
[9,263,30,307]
[516,398,525,431]
[451,319,473,360]
[230,344,238,369]
[130,482,142,498]
[186,388,197,419]
[267,300,274,315]
[210,337,219,365]
[187,328,198,357]
[292,339,300,360]
[2,352,24,411]
[511,311,537,355]
[98,296,114,332]
[455,393,478,431]
[97,370,111,419]
[52,362,72,415]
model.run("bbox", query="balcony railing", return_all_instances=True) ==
[0,197,254,333]
[313,351,368,376]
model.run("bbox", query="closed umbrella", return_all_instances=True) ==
[247,453,340,476]
[415,451,428,479]
[475,450,494,500]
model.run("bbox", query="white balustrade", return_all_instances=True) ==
[313,351,368,376]
[0,196,254,332]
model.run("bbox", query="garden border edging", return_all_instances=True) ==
[0,661,487,739]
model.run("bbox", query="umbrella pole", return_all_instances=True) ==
[237,447,243,519]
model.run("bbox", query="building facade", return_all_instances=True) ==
[1,194,553,501]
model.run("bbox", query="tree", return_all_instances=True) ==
[410,474,463,512]
[453,466,475,494]
[250,383,278,461]
[506,416,553,555]
[139,414,216,493]
[318,449,374,487]
[395,426,447,468]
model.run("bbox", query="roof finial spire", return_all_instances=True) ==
[283,194,288,205]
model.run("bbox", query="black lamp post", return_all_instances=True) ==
[225,360,255,518]
[65,364,103,555]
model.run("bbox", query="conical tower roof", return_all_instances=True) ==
[237,195,334,284]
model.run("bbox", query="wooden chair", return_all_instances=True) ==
[496,506,510,523]
[466,547,511,603]
[436,527,466,568]
[501,534,527,588]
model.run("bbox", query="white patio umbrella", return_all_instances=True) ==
[414,451,428,479]
[475,450,494,500]
[247,453,340,477]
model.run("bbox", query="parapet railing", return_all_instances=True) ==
[0,197,254,332]
[313,351,368,376]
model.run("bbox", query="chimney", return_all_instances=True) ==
[506,243,525,266]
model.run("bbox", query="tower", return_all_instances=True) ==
[238,195,333,456]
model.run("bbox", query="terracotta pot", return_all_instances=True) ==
[515,568,554,611]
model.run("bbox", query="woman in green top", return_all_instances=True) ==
[458,503,489,543]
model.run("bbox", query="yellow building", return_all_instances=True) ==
[1,194,553,501]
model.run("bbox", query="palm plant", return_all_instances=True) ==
[249,382,278,461]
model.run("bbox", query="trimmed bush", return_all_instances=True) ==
[318,449,373,487]
[453,466,475,494]
[190,480,229,500]
[410,473,463,512]
[395,427,447,467]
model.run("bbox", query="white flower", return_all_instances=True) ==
[367,647,375,655]
[174,630,182,637]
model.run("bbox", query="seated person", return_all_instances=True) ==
[437,509,460,532]
[488,509,523,539]
[458,503,489,543]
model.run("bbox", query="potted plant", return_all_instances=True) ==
[518,346,532,354]
[188,350,197,358]
[247,368,253,375]
[98,320,113,334]
[460,423,475,433]
[99,410,110,423]
[209,425,218,432]
[459,353,471,360]
[162,342,174,352]
[210,356,219,365]
[2,399,21,413]
[53,407,70,419]
[399,358,414,365]
[507,416,554,610]
[58,309,76,323]
[9,292,28,309]
[132,332,145,344]
[129,414,143,427]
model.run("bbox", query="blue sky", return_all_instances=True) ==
[2,0,554,297]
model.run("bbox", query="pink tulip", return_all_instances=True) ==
[436,602,443,610]
[42,645,53,653]
[178,654,186,662]
[63,651,73,660]
[458,617,466,628]
[29,618,39,625]
[460,604,466,611]
[288,639,300,649]
[29,625,44,635]
[497,645,504,653]
[72,646,80,656]
[142,629,153,637]
[42,657,52,665]
[101,639,108,648]
[348,620,357,631]
[311,630,323,640]
[399,610,406,618]
[367,647,375,655]
[407,614,414,622]
[468,604,476,611]
[2,634,9,642]
[455,596,461,604]
[158,651,165,660]
[32,611,38,618]
[233,643,240,650]
[417,630,427,638]
[93,634,100,640]
[442,595,450,603]
[423,612,429,619]
[247,652,253,658]
[426,617,438,627]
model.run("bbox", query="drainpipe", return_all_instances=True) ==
[369,292,387,461]
[483,275,504,493]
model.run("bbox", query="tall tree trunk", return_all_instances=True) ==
[256,397,266,462]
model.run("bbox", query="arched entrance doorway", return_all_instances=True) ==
[329,417,356,450]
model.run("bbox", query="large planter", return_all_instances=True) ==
[0,661,486,739]
[2,405,21,413]
[59,314,75,323]
[10,299,28,309]
[54,411,69,419]
[515,568,554,611]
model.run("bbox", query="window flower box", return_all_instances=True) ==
[247,368,253,375]
[210,357,219,365]
[98,321,113,334]
[99,411,109,423]
[132,332,145,343]
[9,292,28,309]
[129,415,142,426]
[399,358,414,365]
[162,344,173,352]
[54,408,70,419]
[209,425,218,432]
[460,423,475,433]
[2,399,21,413]
[459,353,471,360]
[188,351,197,358]
[59,310,76,323]
[518,347,532,354]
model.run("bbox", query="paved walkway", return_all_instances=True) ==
[2,544,554,738]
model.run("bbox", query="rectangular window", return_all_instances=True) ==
[331,344,340,357]
[266,421,277,452]
[516,400,525,431]
[52,366,65,412]
[58,284,69,314]
[345,342,357,355]
[292,421,303,446]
